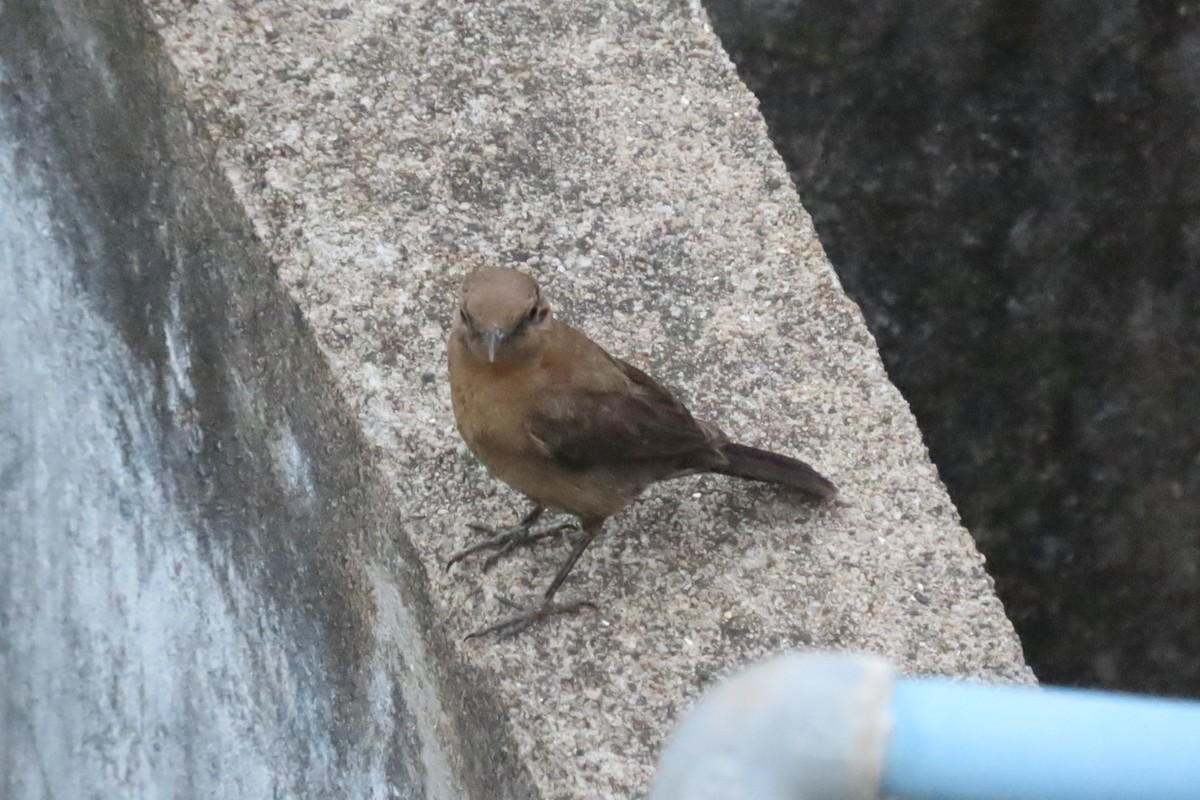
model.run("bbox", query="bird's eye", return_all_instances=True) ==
[459,308,472,326]
[527,304,539,321]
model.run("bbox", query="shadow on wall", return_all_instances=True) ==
[704,0,1200,696]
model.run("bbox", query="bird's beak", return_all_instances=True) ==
[484,328,505,363]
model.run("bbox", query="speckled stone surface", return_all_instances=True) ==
[144,0,1031,795]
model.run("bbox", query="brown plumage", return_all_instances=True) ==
[446,267,836,638]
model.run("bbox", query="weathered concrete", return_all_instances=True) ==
[137,0,1031,796]
[0,1,534,797]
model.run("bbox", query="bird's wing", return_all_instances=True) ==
[529,355,721,467]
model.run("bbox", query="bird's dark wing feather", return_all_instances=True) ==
[529,357,721,468]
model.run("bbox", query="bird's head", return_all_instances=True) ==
[455,268,553,365]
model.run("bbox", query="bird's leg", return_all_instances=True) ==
[445,504,575,572]
[464,520,603,640]
[540,521,601,601]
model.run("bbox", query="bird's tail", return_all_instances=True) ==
[713,442,838,500]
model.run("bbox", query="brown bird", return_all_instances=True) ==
[446,267,836,638]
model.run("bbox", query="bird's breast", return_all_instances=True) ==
[448,350,538,462]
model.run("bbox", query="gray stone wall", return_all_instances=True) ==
[0,1,532,796]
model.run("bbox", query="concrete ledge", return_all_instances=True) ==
[4,0,1031,796]
[146,0,1032,794]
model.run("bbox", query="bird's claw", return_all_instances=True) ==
[445,520,575,572]
[463,597,598,641]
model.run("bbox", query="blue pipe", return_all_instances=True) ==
[651,652,1200,800]
[885,678,1200,800]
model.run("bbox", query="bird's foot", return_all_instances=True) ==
[445,519,575,572]
[463,595,598,641]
